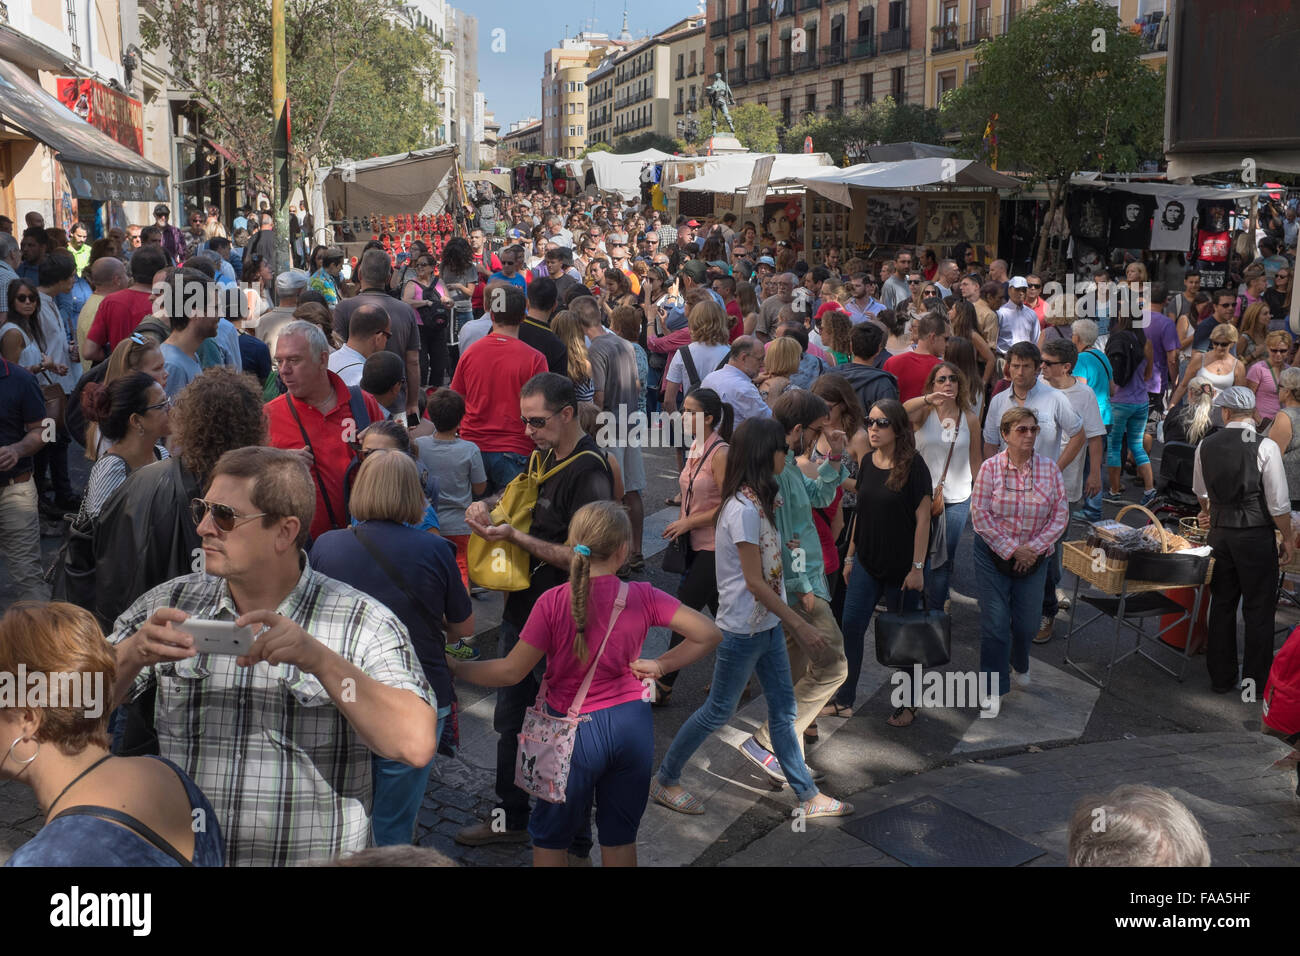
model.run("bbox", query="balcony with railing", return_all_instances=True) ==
[769,55,793,76]
[931,22,959,53]
[709,17,727,37]
[793,50,818,72]
[729,65,748,87]
[821,42,847,66]
[851,35,876,59]
[1137,12,1168,54]
[879,24,909,53]
[748,61,770,82]
[774,0,795,18]
[798,0,820,9]
[729,10,748,31]
[752,4,770,24]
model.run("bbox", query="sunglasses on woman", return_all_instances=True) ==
[190,498,269,532]
[866,417,892,429]
[13,294,37,303]
[934,374,958,384]
[1009,424,1041,435]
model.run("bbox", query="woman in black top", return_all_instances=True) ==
[826,398,931,723]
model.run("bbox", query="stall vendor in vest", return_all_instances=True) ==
[1193,386,1294,695]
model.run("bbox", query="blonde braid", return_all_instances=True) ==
[570,549,592,662]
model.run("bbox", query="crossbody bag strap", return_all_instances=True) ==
[351,526,442,638]
[285,394,340,528]
[938,412,959,486]
[51,805,193,866]
[567,581,629,719]
[678,346,701,390]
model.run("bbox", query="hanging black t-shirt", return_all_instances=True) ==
[1067,192,1109,246]
[502,434,613,629]
[854,453,933,587]
[1108,193,1156,249]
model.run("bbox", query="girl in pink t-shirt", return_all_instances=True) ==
[450,500,721,867]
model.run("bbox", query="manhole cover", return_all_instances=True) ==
[842,796,1046,866]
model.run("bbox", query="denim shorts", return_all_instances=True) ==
[528,698,654,850]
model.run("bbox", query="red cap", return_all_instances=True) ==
[687,219,700,227]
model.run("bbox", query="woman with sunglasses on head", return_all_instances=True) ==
[1168,323,1246,410]
[652,417,853,820]
[904,362,983,615]
[77,372,172,521]
[1246,330,1292,423]
[824,399,931,725]
[970,407,1067,709]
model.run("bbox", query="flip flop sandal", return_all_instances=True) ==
[798,798,855,819]
[887,706,917,728]
[650,780,704,815]
[818,702,853,718]
[666,494,682,506]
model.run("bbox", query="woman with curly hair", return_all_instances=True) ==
[92,366,267,630]
[821,310,854,365]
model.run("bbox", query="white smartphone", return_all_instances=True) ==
[176,619,256,657]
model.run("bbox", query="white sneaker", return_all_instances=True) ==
[1012,669,1032,689]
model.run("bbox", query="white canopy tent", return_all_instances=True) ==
[312,146,460,239]
[795,158,1023,207]
[664,152,836,194]
[559,148,675,200]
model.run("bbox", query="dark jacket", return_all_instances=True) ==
[838,362,900,416]
[92,456,202,630]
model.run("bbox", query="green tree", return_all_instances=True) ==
[581,142,614,156]
[696,103,781,153]
[614,132,680,154]
[782,98,945,163]
[942,0,1165,271]
[143,0,441,199]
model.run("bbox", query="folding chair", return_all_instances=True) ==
[1063,550,1213,689]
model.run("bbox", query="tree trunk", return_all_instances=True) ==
[1034,178,1066,277]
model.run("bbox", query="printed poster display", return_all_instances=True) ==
[762,197,804,252]
[862,194,920,246]
[922,197,986,245]
[1150,195,1196,251]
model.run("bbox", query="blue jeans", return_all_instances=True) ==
[837,560,922,709]
[646,363,663,416]
[1107,402,1150,468]
[924,497,971,608]
[481,451,528,493]
[370,705,453,845]
[656,624,817,801]
[1042,533,1065,617]
[1076,439,1105,520]
[973,536,1051,697]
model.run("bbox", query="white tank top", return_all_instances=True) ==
[0,322,41,369]
[1200,361,1236,395]
[917,406,973,503]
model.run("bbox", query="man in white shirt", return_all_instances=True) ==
[1039,338,1107,643]
[327,304,390,388]
[1193,386,1293,694]
[997,276,1040,352]
[701,336,772,426]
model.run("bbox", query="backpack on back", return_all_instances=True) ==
[467,448,607,591]
[1106,330,1145,389]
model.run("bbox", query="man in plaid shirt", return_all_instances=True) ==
[108,447,437,866]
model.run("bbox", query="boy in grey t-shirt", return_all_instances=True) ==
[416,388,487,660]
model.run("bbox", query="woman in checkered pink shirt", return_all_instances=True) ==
[970,406,1068,704]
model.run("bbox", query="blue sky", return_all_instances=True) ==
[475,0,705,130]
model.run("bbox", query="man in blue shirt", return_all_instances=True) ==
[488,244,528,290]
[0,357,51,600]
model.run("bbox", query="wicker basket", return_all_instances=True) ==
[1064,504,1182,593]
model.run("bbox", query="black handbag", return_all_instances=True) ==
[662,438,722,575]
[874,594,952,668]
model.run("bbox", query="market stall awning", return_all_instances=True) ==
[796,158,1022,207]
[317,145,459,217]
[584,148,675,200]
[665,152,835,194]
[0,59,169,202]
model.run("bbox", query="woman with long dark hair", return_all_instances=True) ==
[654,387,732,705]
[440,237,478,371]
[651,417,853,819]
[825,398,932,724]
[77,372,171,520]
[1,278,53,374]
[949,299,996,384]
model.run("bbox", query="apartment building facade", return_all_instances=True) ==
[706,0,926,130]
[542,34,627,159]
